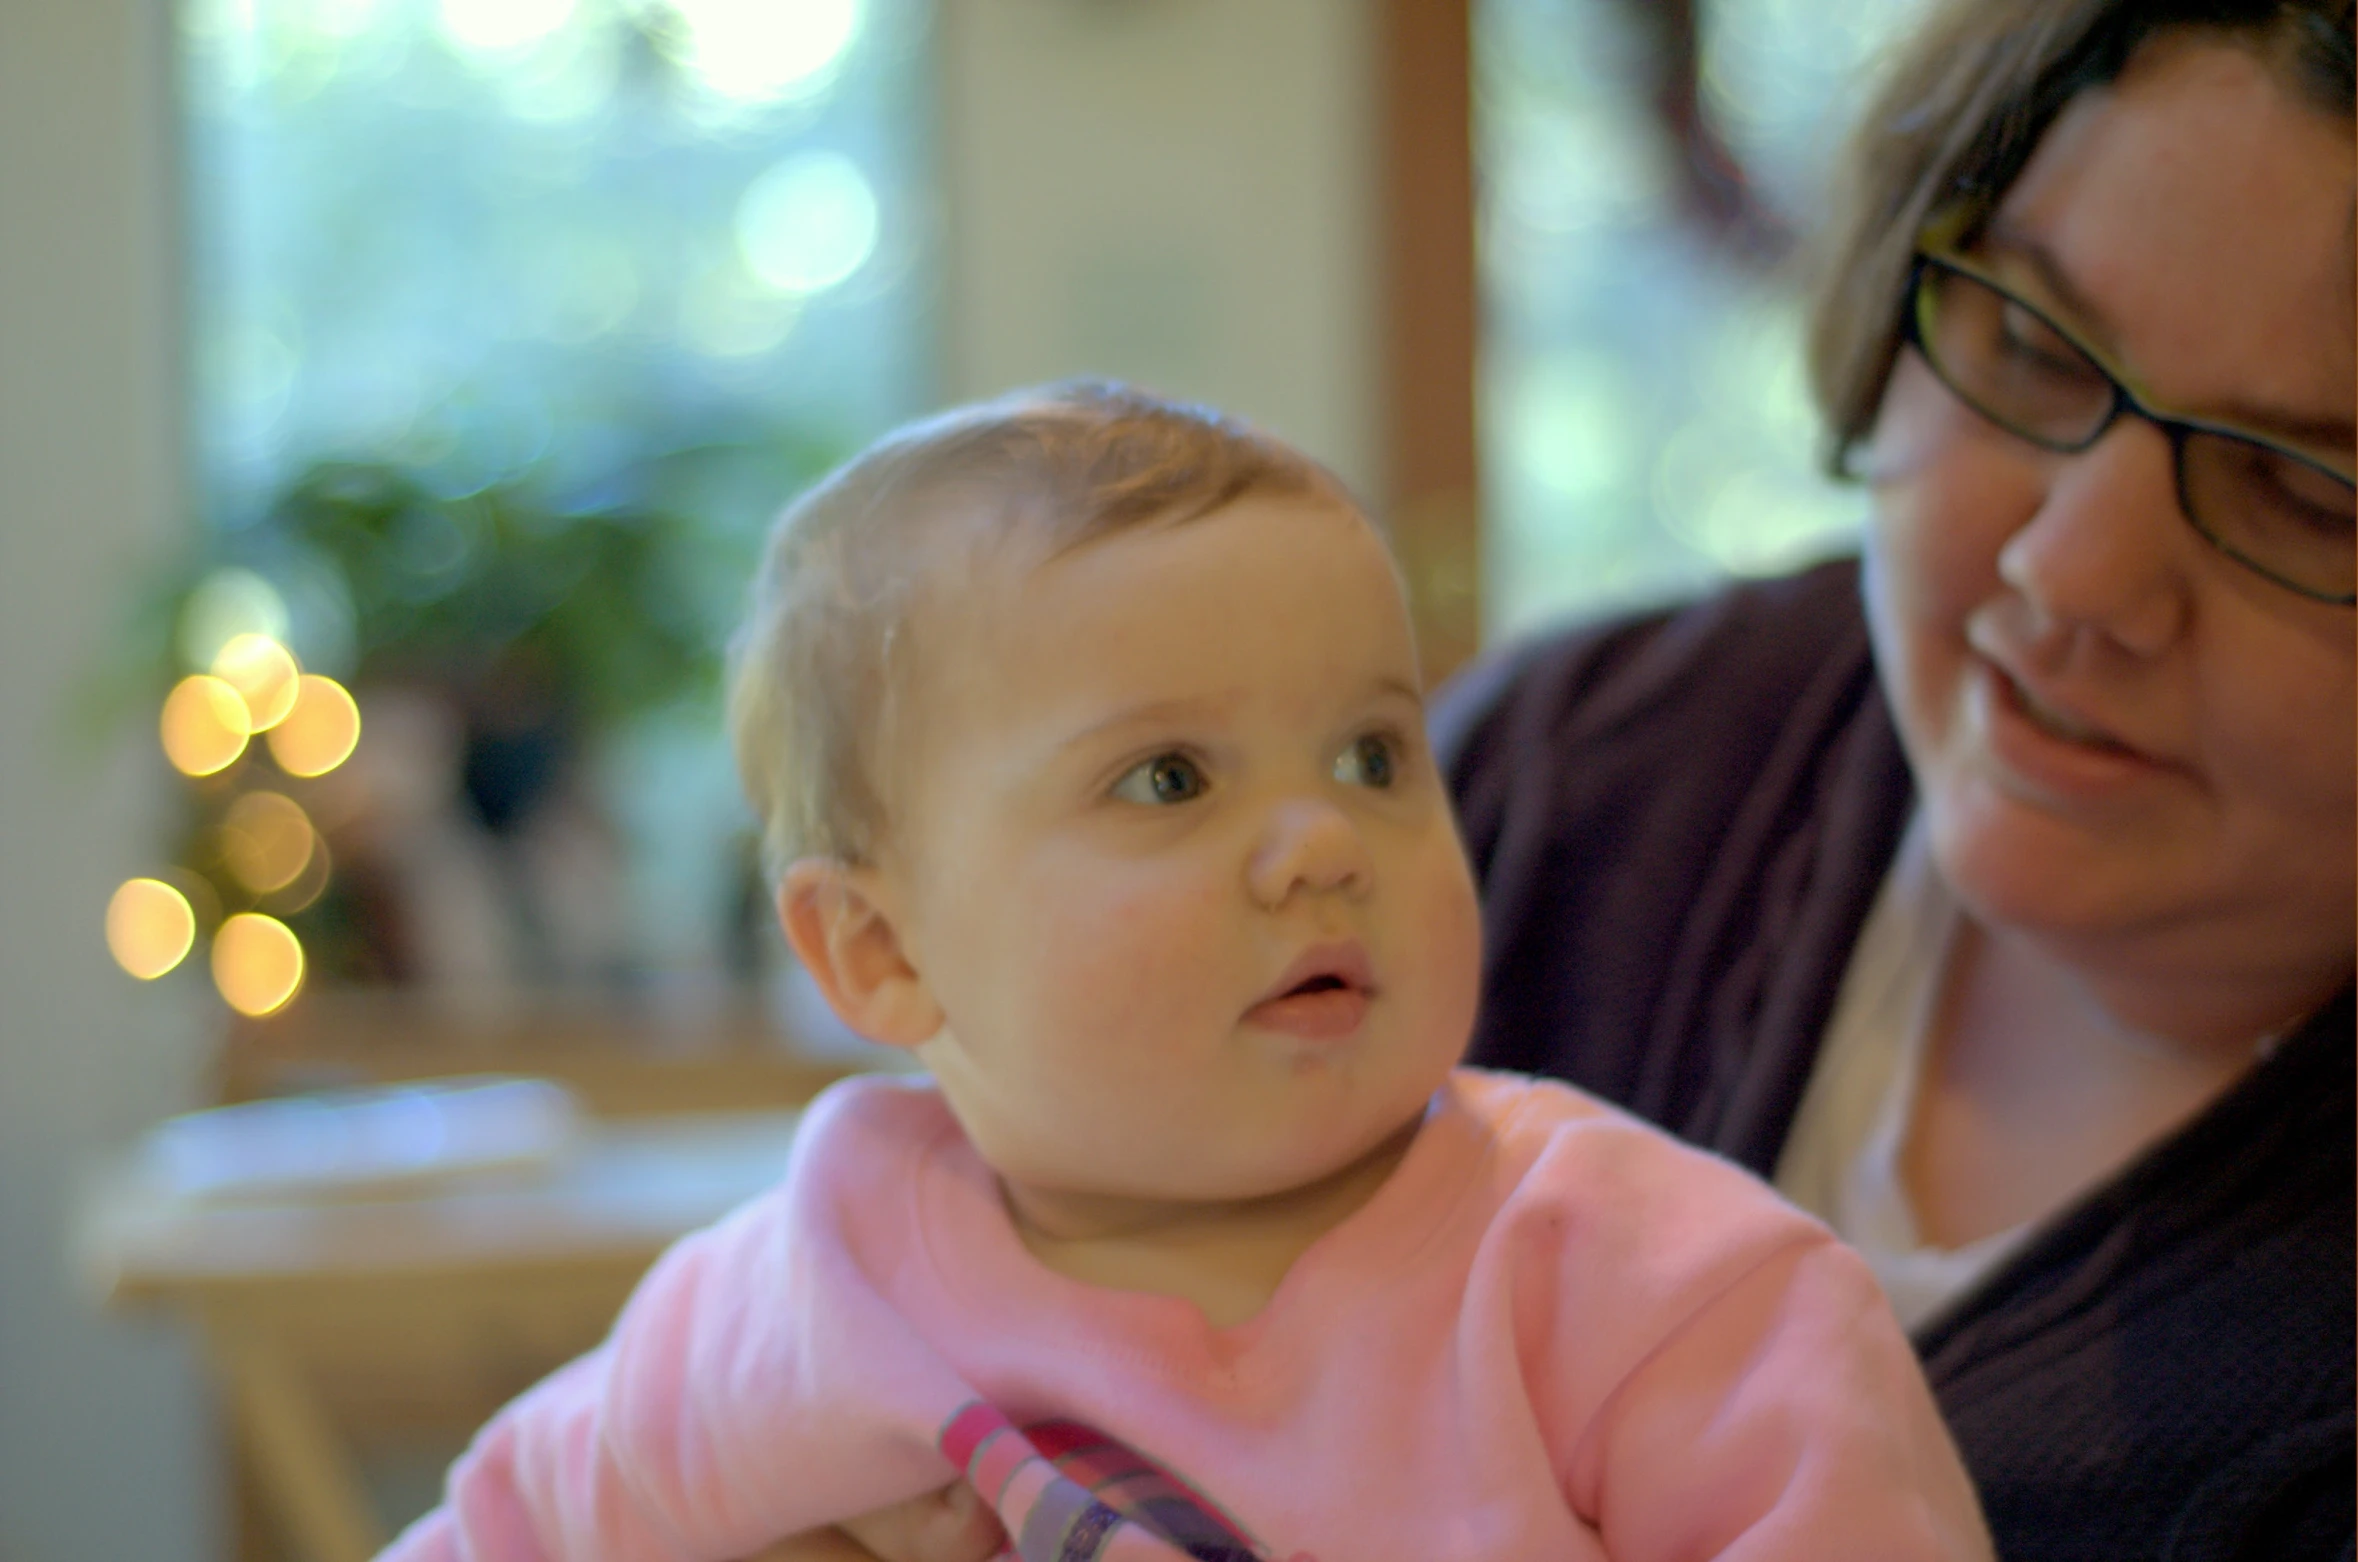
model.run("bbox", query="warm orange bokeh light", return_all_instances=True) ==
[220,790,316,893]
[211,912,305,1017]
[266,676,361,778]
[265,835,333,914]
[161,675,252,776]
[210,633,301,731]
[106,878,196,980]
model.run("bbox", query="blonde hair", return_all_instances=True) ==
[728,380,1349,873]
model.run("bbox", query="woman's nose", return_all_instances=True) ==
[1246,798,1373,909]
[1997,418,2191,660]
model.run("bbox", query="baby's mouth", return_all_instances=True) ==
[1246,944,1376,1042]
[1245,982,1370,1041]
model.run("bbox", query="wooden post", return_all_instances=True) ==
[1377,0,1482,683]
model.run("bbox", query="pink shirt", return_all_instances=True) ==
[384,1070,1990,1562]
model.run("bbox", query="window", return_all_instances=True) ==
[1477,0,1931,636]
[175,0,932,993]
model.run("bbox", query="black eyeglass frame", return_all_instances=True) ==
[1902,246,2357,607]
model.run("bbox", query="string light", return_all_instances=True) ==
[264,835,333,914]
[220,790,316,893]
[266,675,361,777]
[123,657,360,1009]
[210,633,302,731]
[161,675,252,776]
[212,912,305,1017]
[105,879,196,980]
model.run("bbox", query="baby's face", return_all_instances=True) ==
[881,493,1482,1206]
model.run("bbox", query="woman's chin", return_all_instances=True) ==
[1920,775,2191,944]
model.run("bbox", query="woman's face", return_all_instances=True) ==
[1860,32,2355,1023]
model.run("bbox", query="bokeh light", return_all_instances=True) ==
[437,0,574,55]
[679,266,800,358]
[212,912,306,1017]
[263,834,333,914]
[178,0,259,44]
[665,0,859,103]
[494,9,620,121]
[161,675,253,776]
[310,0,390,43]
[211,633,302,730]
[178,567,290,673]
[266,675,361,777]
[106,878,196,980]
[220,790,317,894]
[736,153,878,296]
[1480,0,1903,635]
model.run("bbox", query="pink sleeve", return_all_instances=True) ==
[376,1199,801,1562]
[1502,1118,1992,1562]
[374,1081,976,1562]
[1568,1237,1989,1560]
[379,1346,687,1562]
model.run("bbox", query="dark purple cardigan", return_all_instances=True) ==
[1432,558,2354,1562]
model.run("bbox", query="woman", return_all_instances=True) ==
[1442,1,2353,1553]
[779,0,2354,1555]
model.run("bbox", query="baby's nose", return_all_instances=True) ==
[1246,799,1372,907]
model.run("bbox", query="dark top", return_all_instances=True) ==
[1431,558,2354,1562]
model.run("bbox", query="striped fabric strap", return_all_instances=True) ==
[938,1402,1238,1562]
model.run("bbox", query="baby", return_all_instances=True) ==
[385,383,1991,1562]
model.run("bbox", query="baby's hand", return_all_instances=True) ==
[741,1484,1006,1562]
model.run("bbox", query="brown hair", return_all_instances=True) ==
[1805,0,2355,474]
[728,380,1349,872]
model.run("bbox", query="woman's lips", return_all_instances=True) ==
[1970,657,2173,799]
[2004,676,2119,748]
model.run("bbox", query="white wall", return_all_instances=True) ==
[0,3,221,1560]
[937,0,1378,495]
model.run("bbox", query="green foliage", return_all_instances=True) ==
[259,460,715,725]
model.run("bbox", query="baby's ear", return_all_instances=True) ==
[777,859,943,1050]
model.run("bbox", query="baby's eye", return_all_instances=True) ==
[1112,752,1208,806]
[1333,732,1400,790]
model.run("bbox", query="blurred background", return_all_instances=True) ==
[0,0,1924,1556]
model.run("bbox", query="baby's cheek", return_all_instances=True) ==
[1420,847,1486,1037]
[1024,870,1231,1036]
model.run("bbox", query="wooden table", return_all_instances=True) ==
[81,1109,806,1562]
[210,987,872,1116]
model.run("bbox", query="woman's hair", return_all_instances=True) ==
[728,380,1347,873]
[1806,0,2355,473]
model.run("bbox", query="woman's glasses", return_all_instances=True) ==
[1905,249,2356,605]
